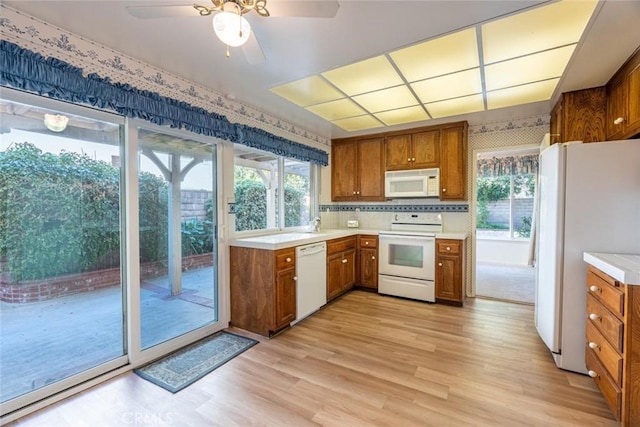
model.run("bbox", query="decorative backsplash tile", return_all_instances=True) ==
[320,204,469,213]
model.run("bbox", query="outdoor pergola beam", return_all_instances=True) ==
[141,148,171,181]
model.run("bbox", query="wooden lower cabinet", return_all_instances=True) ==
[435,239,466,306]
[584,265,640,425]
[230,246,296,336]
[326,236,356,301]
[357,235,378,290]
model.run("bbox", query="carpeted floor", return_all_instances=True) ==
[476,262,535,304]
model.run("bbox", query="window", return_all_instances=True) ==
[234,145,315,232]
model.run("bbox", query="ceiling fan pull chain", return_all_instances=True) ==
[226,45,230,58]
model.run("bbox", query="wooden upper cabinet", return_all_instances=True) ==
[385,131,439,170]
[606,46,640,140]
[550,87,606,144]
[439,124,467,200]
[331,137,384,202]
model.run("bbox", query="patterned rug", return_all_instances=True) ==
[134,331,258,393]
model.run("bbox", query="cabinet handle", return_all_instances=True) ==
[365,241,369,245]
[372,256,376,260]
[286,257,291,262]
[446,246,451,251]
[407,158,411,162]
[411,157,416,161]
[614,117,625,125]
[438,262,443,267]
[588,370,599,378]
[442,188,447,192]
[356,191,360,195]
[588,342,599,350]
[353,191,357,194]
[293,276,297,281]
[589,285,600,293]
[589,313,601,321]
[342,259,348,263]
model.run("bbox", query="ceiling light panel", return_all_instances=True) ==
[411,68,482,104]
[375,106,430,126]
[332,115,384,132]
[425,94,485,119]
[482,0,597,64]
[352,85,419,113]
[389,28,479,82]
[305,98,366,121]
[485,44,576,91]
[321,56,404,96]
[486,78,559,110]
[270,76,343,107]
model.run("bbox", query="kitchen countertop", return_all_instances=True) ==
[230,229,468,250]
[583,252,640,285]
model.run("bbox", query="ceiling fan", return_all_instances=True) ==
[126,0,340,64]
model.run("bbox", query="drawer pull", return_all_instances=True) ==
[588,370,599,378]
[342,259,348,264]
[446,246,451,251]
[365,241,369,245]
[438,262,443,267]
[372,256,376,260]
[293,276,297,281]
[614,117,625,125]
[589,285,600,293]
[589,313,601,321]
[588,342,600,350]
[286,257,291,263]
[442,188,447,192]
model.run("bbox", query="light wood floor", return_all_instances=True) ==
[8,291,616,426]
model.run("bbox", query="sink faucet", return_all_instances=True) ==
[312,217,321,232]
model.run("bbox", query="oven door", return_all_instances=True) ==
[378,233,435,281]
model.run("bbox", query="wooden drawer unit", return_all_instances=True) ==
[357,235,378,291]
[587,293,624,353]
[586,320,623,385]
[275,249,295,270]
[435,238,466,306]
[437,240,460,255]
[587,265,625,318]
[586,346,622,421]
[327,236,356,255]
[358,235,377,249]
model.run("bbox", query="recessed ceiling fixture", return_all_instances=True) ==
[43,113,69,132]
[270,0,598,132]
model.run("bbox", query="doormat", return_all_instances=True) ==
[134,331,258,393]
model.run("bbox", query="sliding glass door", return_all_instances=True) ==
[0,95,127,412]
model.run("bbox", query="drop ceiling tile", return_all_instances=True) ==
[374,106,430,126]
[321,56,404,96]
[352,85,419,113]
[482,0,597,64]
[305,98,366,121]
[485,45,576,91]
[332,115,384,132]
[425,94,485,119]
[270,76,343,107]
[389,28,479,82]
[486,78,559,110]
[411,68,482,104]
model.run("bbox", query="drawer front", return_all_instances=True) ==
[358,235,377,249]
[586,321,623,386]
[585,348,621,421]
[586,294,624,353]
[587,266,624,318]
[327,237,356,255]
[436,240,460,255]
[275,249,295,270]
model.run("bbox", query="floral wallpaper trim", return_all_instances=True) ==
[468,116,550,135]
[0,5,329,150]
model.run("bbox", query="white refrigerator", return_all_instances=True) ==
[535,140,640,374]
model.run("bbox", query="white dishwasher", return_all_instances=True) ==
[294,241,327,323]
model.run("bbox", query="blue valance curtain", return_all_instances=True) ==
[0,40,328,166]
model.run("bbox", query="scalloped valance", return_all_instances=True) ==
[477,154,538,177]
[0,40,328,166]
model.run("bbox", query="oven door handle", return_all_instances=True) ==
[379,234,435,242]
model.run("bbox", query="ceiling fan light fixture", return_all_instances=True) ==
[213,3,251,47]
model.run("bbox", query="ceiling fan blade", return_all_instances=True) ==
[267,1,340,18]
[126,4,201,19]
[242,32,266,65]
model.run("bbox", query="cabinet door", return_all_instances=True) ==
[342,249,356,291]
[439,126,467,200]
[626,63,640,135]
[385,134,412,170]
[606,78,627,140]
[274,268,296,330]
[435,253,462,303]
[358,138,385,201]
[412,130,440,169]
[327,252,345,300]
[550,99,563,145]
[359,247,378,290]
[332,141,358,201]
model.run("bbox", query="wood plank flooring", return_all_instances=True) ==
[8,291,617,426]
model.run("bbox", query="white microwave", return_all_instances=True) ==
[385,168,440,198]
